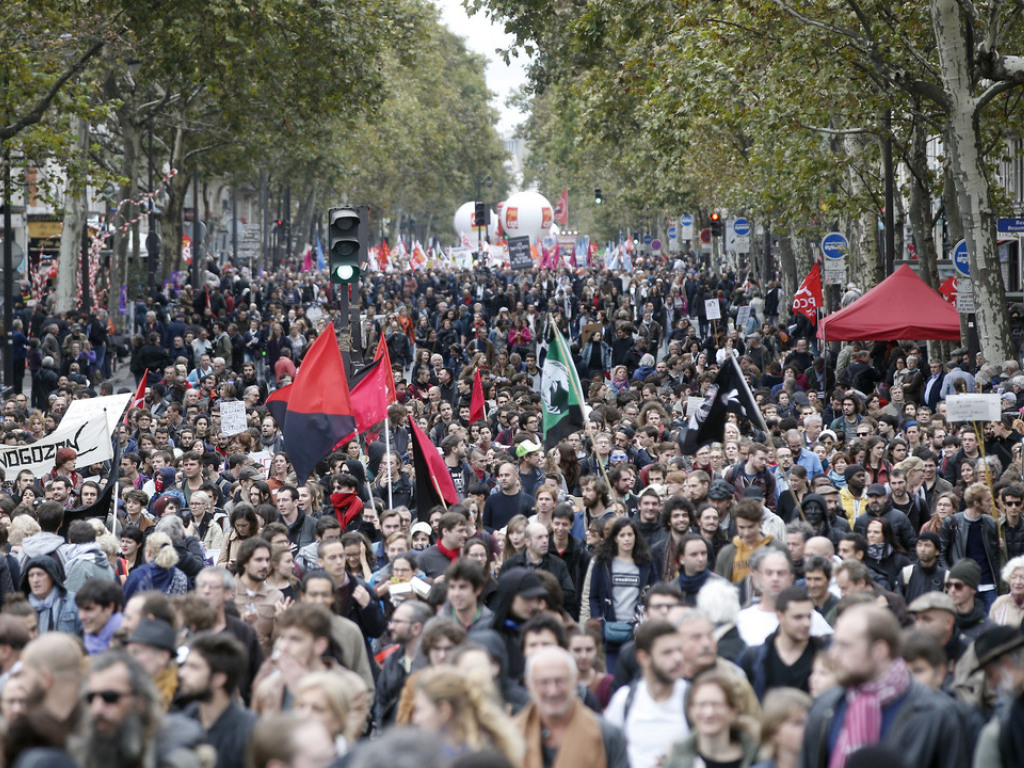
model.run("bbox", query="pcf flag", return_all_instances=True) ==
[680,356,761,454]
[554,188,568,226]
[541,326,585,448]
[264,327,356,482]
[793,262,824,320]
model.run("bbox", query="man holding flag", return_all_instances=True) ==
[541,326,587,449]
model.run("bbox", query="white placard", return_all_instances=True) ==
[736,305,751,328]
[220,400,248,436]
[248,450,273,476]
[945,393,1002,422]
[63,393,132,438]
[687,397,705,418]
[704,299,722,320]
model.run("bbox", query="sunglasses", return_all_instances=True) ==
[86,690,132,704]
[946,581,968,591]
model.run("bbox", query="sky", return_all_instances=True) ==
[434,0,529,134]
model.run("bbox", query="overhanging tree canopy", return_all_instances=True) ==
[818,264,962,341]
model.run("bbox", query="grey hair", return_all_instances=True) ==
[198,566,234,591]
[351,728,448,768]
[696,579,741,624]
[189,490,211,509]
[523,645,578,688]
[749,545,792,574]
[1002,555,1024,585]
[154,514,185,543]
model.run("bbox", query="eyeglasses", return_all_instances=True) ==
[86,690,133,705]
[946,581,968,591]
[1006,500,1024,507]
[856,431,871,437]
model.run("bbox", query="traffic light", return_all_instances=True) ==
[594,187,603,205]
[327,206,366,284]
[473,201,490,228]
[710,212,724,237]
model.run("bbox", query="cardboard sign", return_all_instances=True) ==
[508,236,533,271]
[219,400,248,436]
[945,393,1002,423]
[736,305,751,328]
[705,299,722,320]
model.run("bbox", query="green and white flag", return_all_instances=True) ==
[542,325,586,448]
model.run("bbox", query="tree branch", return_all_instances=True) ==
[0,38,107,141]
[977,78,1019,110]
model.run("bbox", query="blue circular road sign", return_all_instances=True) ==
[733,218,751,236]
[667,226,677,238]
[953,239,970,277]
[680,214,694,227]
[643,234,653,245]
[821,232,849,260]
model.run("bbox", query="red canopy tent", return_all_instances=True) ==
[817,263,962,341]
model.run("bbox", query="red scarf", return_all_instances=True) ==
[436,539,462,562]
[829,657,911,768]
[330,492,364,532]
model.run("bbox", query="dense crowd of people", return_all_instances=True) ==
[1,253,1024,768]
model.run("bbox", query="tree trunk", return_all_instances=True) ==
[907,118,939,290]
[932,0,1013,362]
[54,116,89,314]
[108,109,142,330]
[164,127,188,282]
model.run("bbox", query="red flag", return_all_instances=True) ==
[125,376,147,423]
[470,368,486,424]
[378,238,391,271]
[793,262,824,321]
[375,332,398,405]
[554,188,568,226]
[264,328,356,482]
[409,416,460,517]
[348,358,391,432]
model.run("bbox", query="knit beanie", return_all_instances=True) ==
[947,558,981,590]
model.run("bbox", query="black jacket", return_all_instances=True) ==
[499,552,578,619]
[940,512,1003,589]
[799,679,967,768]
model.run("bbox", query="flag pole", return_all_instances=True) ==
[384,421,394,510]
[431,476,449,511]
[728,356,807,523]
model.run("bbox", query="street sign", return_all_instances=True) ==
[956,276,975,313]
[680,214,694,240]
[651,239,662,252]
[823,262,847,285]
[821,232,849,259]
[733,218,751,237]
[643,234,653,245]
[998,218,1024,233]
[700,228,712,244]
[667,226,677,239]
[952,239,970,277]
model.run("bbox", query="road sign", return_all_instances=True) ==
[956,276,975,313]
[823,262,847,285]
[651,239,662,252]
[952,239,970,277]
[643,234,653,245]
[998,218,1024,233]
[733,218,751,237]
[680,214,694,240]
[700,228,712,244]
[667,226,677,239]
[821,232,849,260]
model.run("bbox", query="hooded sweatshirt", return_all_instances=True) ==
[20,555,81,635]
[18,532,69,574]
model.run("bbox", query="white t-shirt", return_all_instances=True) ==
[604,678,690,768]
[735,604,834,646]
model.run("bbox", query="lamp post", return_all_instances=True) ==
[475,174,492,256]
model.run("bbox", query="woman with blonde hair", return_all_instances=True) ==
[400,666,523,764]
[751,688,812,768]
[122,531,189,600]
[294,669,370,759]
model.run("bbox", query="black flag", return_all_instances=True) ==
[680,356,760,454]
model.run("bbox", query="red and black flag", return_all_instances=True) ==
[265,328,356,482]
[408,415,459,520]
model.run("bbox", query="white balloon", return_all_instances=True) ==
[500,191,554,242]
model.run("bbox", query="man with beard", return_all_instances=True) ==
[179,633,256,768]
[604,621,689,768]
[651,495,698,580]
[83,650,205,768]
[800,604,965,768]
[194,568,263,704]
[372,600,431,730]
[232,538,283,657]
[483,462,536,532]
[570,475,613,540]
[839,464,868,528]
